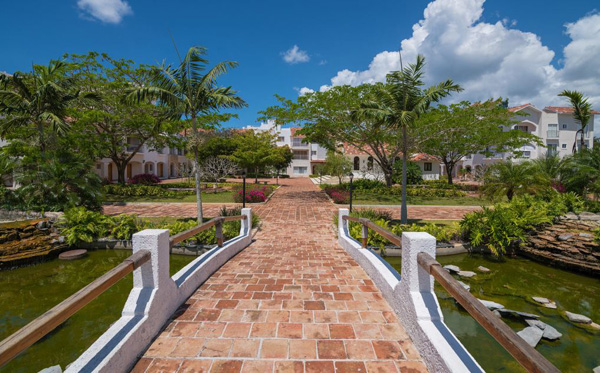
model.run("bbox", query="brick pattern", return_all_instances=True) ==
[135,178,427,372]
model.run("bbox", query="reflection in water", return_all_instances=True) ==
[386,254,600,373]
[0,250,194,373]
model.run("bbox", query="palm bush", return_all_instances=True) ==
[561,147,600,198]
[481,160,549,201]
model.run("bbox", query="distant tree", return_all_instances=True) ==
[271,145,293,177]
[196,129,238,160]
[66,52,178,185]
[229,130,282,183]
[482,161,548,201]
[259,84,404,188]
[324,151,352,184]
[0,60,95,158]
[354,55,462,223]
[200,156,238,182]
[393,161,422,185]
[128,46,246,223]
[531,152,567,188]
[558,90,593,153]
[419,99,540,184]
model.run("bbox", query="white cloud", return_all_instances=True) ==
[281,45,310,64]
[303,0,600,116]
[298,87,314,96]
[77,0,133,24]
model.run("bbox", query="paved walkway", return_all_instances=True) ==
[132,178,427,373]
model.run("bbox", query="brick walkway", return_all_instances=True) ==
[133,178,427,373]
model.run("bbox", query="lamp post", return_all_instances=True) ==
[348,172,354,212]
[242,168,247,209]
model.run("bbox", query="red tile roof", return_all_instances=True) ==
[508,103,533,113]
[411,153,440,162]
[290,127,305,138]
[544,106,600,114]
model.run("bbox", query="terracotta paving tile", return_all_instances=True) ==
[317,340,346,359]
[138,178,425,371]
[131,357,152,373]
[178,359,212,373]
[396,360,428,372]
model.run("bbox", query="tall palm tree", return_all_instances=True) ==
[482,160,548,201]
[558,90,592,153]
[354,55,462,223]
[0,61,84,158]
[128,46,246,223]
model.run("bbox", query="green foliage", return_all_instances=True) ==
[109,214,145,240]
[60,207,108,245]
[229,130,286,180]
[104,184,194,197]
[481,160,550,201]
[393,161,422,184]
[562,147,600,197]
[460,193,584,256]
[558,90,592,151]
[324,151,353,183]
[350,178,386,190]
[391,222,461,243]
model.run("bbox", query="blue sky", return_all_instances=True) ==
[1,0,599,128]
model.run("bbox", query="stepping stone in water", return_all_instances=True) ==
[58,249,88,260]
[458,270,476,278]
[478,299,504,310]
[497,309,539,319]
[477,266,490,273]
[517,326,544,347]
[526,320,562,340]
[565,311,592,324]
[458,281,470,291]
[443,265,460,273]
[532,297,550,304]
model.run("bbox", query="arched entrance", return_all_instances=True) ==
[144,162,154,175]
[353,156,360,171]
[107,163,113,181]
[157,162,165,178]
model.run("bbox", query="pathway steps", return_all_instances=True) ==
[133,178,427,372]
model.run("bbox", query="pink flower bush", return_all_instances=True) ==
[324,187,350,204]
[128,173,161,185]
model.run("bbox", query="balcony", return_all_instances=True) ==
[292,138,308,147]
[547,130,559,139]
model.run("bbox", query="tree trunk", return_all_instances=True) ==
[445,161,454,185]
[401,125,408,224]
[115,161,127,185]
[191,115,204,224]
[581,125,586,151]
[384,171,393,187]
[255,167,258,184]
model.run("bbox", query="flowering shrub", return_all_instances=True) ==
[323,186,350,204]
[232,185,274,203]
[128,173,161,185]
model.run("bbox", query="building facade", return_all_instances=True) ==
[457,104,597,176]
[244,121,328,176]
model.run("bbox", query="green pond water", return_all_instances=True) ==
[386,254,600,372]
[0,250,195,373]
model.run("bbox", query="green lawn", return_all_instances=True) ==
[105,191,235,203]
[353,192,491,206]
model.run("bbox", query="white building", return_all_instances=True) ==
[244,121,328,176]
[94,138,191,182]
[458,104,597,175]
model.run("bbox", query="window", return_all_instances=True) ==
[311,150,317,156]
[547,144,558,156]
[367,156,374,170]
[292,150,309,160]
[292,137,305,146]
[562,124,568,129]
[293,166,307,174]
[515,125,528,133]
[277,136,285,142]
[96,164,102,170]
[353,157,360,171]
[522,151,531,158]
[424,162,432,172]
[562,144,567,149]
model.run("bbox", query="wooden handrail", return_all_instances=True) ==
[342,215,402,247]
[341,214,559,372]
[417,252,559,373]
[0,250,151,368]
[169,215,247,248]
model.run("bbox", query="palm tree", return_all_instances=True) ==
[482,160,548,201]
[128,46,247,223]
[354,55,462,223]
[0,61,84,159]
[562,147,600,198]
[531,151,566,188]
[558,90,592,153]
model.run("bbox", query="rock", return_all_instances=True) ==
[526,320,563,340]
[492,310,502,318]
[532,297,550,304]
[458,281,470,291]
[593,366,600,373]
[39,366,62,373]
[565,311,592,324]
[562,212,579,220]
[497,309,539,319]
[478,299,504,310]
[579,212,600,221]
[58,236,65,244]
[543,302,557,309]
[458,270,476,278]
[589,322,600,331]
[477,266,490,273]
[517,326,544,347]
[443,265,460,273]
[59,249,88,260]
[525,319,546,329]
[579,232,593,238]
[557,234,573,241]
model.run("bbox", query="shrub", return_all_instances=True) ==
[393,161,423,184]
[128,173,161,185]
[391,222,461,243]
[350,179,387,191]
[232,185,274,203]
[60,207,109,245]
[108,214,145,240]
[323,186,350,204]
[104,184,194,198]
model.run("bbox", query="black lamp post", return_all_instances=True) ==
[348,172,354,212]
[242,168,247,209]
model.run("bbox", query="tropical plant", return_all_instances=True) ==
[561,147,600,198]
[128,46,247,223]
[392,160,422,185]
[324,151,353,184]
[353,55,462,223]
[60,207,108,245]
[531,152,566,190]
[481,160,549,201]
[558,90,593,152]
[109,214,145,240]
[0,61,95,158]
